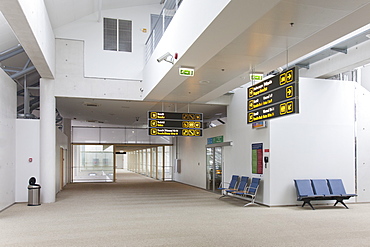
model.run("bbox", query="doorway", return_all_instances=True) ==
[206,147,223,192]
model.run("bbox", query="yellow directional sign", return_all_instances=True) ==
[286,70,293,83]
[280,73,286,85]
[286,86,293,98]
[249,113,254,123]
[279,68,295,86]
[249,88,254,98]
[182,129,188,136]
[287,101,293,113]
[280,103,287,115]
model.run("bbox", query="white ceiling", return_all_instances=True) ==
[145,0,370,104]
[3,0,370,127]
[57,97,227,127]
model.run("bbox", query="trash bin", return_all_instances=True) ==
[28,177,41,206]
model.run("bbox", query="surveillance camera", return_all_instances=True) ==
[157,52,173,64]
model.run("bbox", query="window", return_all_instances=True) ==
[103,18,132,52]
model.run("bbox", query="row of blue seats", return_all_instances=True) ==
[218,175,261,206]
[294,179,357,210]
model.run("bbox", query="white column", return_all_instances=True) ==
[40,78,56,203]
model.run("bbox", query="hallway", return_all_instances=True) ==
[1,172,370,246]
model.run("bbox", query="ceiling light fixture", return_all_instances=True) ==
[199,80,210,84]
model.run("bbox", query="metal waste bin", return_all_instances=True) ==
[28,177,41,206]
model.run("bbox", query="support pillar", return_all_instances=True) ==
[40,78,56,203]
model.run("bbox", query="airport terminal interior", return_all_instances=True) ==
[2,0,370,245]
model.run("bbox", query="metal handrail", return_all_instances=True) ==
[144,0,182,63]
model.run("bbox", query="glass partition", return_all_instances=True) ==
[157,146,163,180]
[164,146,172,181]
[72,145,114,182]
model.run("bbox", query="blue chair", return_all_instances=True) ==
[220,176,249,198]
[218,175,239,197]
[294,179,319,210]
[294,179,357,210]
[234,177,261,206]
[327,179,357,208]
[311,179,331,196]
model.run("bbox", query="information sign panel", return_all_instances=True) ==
[248,99,298,123]
[248,67,297,99]
[252,143,263,174]
[248,83,297,111]
[148,111,203,137]
[149,128,202,137]
[247,67,299,124]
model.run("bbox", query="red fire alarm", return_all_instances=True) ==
[28,158,33,163]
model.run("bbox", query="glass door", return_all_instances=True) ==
[206,147,223,192]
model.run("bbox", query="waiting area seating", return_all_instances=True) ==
[219,176,249,198]
[218,175,239,193]
[219,175,261,206]
[294,179,357,210]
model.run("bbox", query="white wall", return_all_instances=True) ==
[360,64,370,92]
[177,77,361,206]
[224,85,270,204]
[269,78,356,206]
[54,4,161,80]
[0,69,16,211]
[355,83,370,202]
[15,121,69,202]
[54,39,143,100]
[15,119,40,202]
[174,125,226,189]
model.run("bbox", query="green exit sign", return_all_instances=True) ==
[250,74,263,81]
[179,68,194,77]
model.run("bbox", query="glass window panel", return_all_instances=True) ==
[164,146,172,181]
[149,135,172,144]
[100,128,126,143]
[73,145,114,182]
[157,146,163,180]
[136,129,150,143]
[151,147,157,179]
[72,127,100,143]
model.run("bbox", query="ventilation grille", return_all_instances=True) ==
[83,102,99,107]
[104,18,117,51]
[104,18,132,52]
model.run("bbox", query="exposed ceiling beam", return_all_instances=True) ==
[0,46,24,62]
[0,0,55,79]
[10,65,36,79]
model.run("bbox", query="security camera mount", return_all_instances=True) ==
[157,52,174,64]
